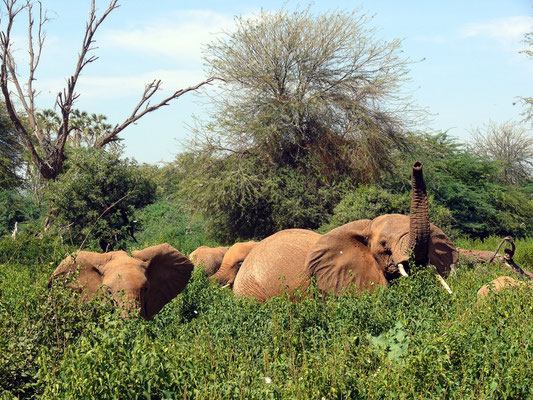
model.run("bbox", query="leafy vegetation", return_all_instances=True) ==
[0,4,532,399]
[0,226,532,399]
[47,148,156,251]
[0,103,23,189]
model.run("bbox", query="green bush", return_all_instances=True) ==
[132,200,218,255]
[179,153,354,241]
[47,147,156,251]
[0,189,43,237]
[387,132,533,239]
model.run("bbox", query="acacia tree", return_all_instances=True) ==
[184,8,422,239]
[194,8,419,179]
[0,0,213,181]
[470,120,533,185]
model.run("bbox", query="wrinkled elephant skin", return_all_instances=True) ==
[212,241,258,286]
[233,229,321,302]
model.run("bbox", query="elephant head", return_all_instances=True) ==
[305,162,458,294]
[212,241,258,286]
[49,243,193,320]
[189,245,230,277]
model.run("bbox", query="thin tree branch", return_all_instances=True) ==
[95,77,216,148]
[56,0,119,156]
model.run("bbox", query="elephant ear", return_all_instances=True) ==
[429,223,458,277]
[132,243,193,320]
[305,220,386,293]
[49,251,111,297]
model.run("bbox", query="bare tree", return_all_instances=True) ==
[0,0,213,181]
[470,120,533,185]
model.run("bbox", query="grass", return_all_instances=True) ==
[0,220,532,399]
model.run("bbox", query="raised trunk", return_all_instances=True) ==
[408,161,430,265]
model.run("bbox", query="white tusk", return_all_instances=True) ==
[221,283,230,289]
[398,263,409,277]
[435,273,452,294]
[449,263,457,277]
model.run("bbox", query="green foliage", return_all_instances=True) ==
[47,147,156,251]
[385,132,533,238]
[133,200,219,255]
[0,103,23,189]
[320,185,409,232]
[1,230,532,399]
[0,228,68,265]
[180,153,354,241]
[0,189,42,236]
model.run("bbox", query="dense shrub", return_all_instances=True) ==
[386,132,533,239]
[180,153,354,241]
[0,189,42,237]
[47,148,156,251]
[1,233,532,399]
[132,200,219,255]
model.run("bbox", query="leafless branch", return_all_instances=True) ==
[1,0,214,181]
[95,77,215,148]
[56,0,119,155]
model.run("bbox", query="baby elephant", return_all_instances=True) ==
[49,243,193,320]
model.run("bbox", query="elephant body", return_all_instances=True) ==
[233,229,321,302]
[189,245,229,276]
[477,276,532,297]
[49,243,193,320]
[230,162,458,301]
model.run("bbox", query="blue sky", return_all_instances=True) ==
[6,1,533,163]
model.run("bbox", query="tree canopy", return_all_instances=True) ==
[183,7,421,240]
[470,121,533,185]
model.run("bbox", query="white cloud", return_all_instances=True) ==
[102,10,236,65]
[460,16,533,41]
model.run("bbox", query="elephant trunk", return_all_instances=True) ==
[407,161,430,266]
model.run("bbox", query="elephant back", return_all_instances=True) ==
[233,229,321,302]
[190,246,229,276]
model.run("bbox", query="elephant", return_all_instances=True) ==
[233,230,321,301]
[477,276,532,297]
[232,162,458,302]
[212,241,258,286]
[189,245,229,276]
[459,237,533,281]
[48,243,193,320]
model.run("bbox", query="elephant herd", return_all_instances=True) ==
[48,162,532,320]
